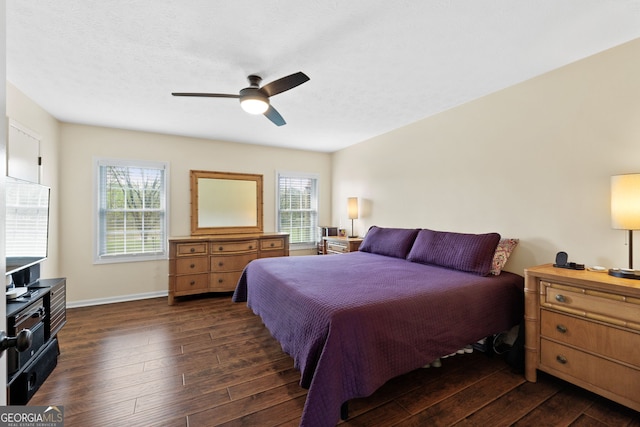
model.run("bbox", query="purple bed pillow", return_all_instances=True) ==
[359,226,420,259]
[407,229,501,275]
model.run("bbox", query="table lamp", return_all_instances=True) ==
[609,173,640,280]
[347,197,358,238]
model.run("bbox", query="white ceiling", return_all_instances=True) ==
[6,1,640,153]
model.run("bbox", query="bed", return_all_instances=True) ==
[233,227,523,427]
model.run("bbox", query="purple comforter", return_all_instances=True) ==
[232,252,523,427]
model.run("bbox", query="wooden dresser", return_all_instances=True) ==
[168,233,289,305]
[322,236,363,255]
[524,264,640,411]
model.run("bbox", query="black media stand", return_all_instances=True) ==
[6,277,67,405]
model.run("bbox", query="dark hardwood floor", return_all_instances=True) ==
[30,295,640,426]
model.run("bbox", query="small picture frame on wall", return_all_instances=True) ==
[338,229,347,237]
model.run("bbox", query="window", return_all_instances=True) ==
[277,172,318,248]
[94,159,169,263]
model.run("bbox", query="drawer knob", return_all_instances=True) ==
[190,247,195,253]
[249,245,253,249]
[555,294,566,303]
[556,355,568,365]
[556,324,568,334]
[218,279,224,283]
[190,263,195,269]
[219,246,224,251]
[270,243,275,247]
[0,329,32,353]
[190,281,195,286]
[218,262,224,267]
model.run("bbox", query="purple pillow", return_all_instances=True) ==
[407,229,501,275]
[359,226,420,259]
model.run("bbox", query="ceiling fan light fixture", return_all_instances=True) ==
[240,97,269,114]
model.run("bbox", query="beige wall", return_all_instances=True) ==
[332,38,640,275]
[57,124,331,304]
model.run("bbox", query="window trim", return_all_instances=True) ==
[93,157,170,264]
[275,171,319,250]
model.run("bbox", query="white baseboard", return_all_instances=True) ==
[66,290,168,308]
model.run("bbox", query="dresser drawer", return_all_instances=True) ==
[260,238,285,251]
[176,257,209,274]
[542,281,640,328]
[210,272,242,292]
[175,274,208,292]
[326,242,348,254]
[540,338,640,405]
[541,309,640,367]
[211,240,258,253]
[176,242,208,256]
[210,253,257,272]
[260,249,286,258]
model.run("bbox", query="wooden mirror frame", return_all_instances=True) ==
[190,170,263,235]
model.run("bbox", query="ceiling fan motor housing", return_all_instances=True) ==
[247,75,262,87]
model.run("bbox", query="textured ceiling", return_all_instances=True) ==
[6,1,640,152]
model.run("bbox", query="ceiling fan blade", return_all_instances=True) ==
[171,92,240,98]
[261,72,310,97]
[264,105,286,126]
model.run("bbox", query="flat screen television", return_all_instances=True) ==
[5,176,51,279]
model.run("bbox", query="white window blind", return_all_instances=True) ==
[95,159,168,263]
[277,172,318,247]
[5,178,50,259]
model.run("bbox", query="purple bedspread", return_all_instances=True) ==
[232,252,523,427]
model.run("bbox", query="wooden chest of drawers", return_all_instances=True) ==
[524,264,640,412]
[168,233,289,304]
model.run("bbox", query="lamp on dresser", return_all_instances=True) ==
[609,173,640,280]
[347,197,359,238]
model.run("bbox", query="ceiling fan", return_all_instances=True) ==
[172,71,310,126]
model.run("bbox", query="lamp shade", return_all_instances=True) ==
[611,174,640,230]
[347,197,359,220]
[240,98,269,114]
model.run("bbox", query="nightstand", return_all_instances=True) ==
[524,263,640,412]
[322,236,363,255]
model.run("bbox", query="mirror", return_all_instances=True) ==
[190,170,263,235]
